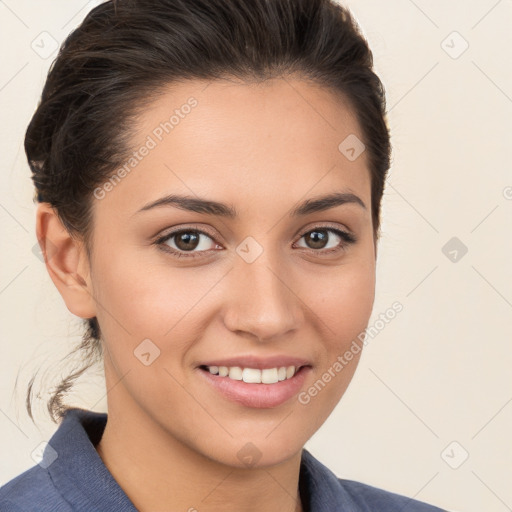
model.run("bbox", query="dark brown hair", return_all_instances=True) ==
[25,0,391,422]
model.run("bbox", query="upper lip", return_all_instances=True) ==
[198,355,312,370]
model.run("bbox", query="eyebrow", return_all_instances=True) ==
[134,191,367,218]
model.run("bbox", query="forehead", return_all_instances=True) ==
[95,77,371,219]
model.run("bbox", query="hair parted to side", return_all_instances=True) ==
[26,0,391,423]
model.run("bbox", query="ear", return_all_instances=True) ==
[35,203,97,319]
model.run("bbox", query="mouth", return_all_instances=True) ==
[198,364,308,384]
[197,363,312,408]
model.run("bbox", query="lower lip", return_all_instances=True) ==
[198,366,311,408]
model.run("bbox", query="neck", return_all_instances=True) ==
[95,399,304,512]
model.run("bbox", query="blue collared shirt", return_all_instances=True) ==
[0,408,447,511]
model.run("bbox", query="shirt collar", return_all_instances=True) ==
[46,407,138,511]
[45,407,356,512]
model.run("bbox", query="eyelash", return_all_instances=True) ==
[153,225,357,260]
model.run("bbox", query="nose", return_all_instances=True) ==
[222,249,303,342]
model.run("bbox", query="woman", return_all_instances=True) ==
[0,0,447,510]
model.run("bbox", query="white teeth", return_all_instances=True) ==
[228,366,243,380]
[204,365,300,383]
[242,368,261,383]
[261,368,279,384]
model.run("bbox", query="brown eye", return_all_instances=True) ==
[154,225,357,260]
[156,228,219,258]
[303,229,329,249]
[296,227,357,253]
[173,231,201,251]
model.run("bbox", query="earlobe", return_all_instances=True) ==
[35,203,97,319]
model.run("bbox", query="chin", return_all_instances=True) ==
[198,435,304,469]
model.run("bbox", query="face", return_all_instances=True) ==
[86,76,376,467]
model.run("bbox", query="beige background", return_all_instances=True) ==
[1,1,511,511]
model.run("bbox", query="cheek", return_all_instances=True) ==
[295,262,375,428]
[91,256,207,401]
[94,241,375,351]
[301,257,374,395]
[310,259,376,343]
[93,251,210,338]
[91,253,228,383]
[93,234,375,359]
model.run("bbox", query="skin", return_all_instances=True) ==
[37,76,377,512]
